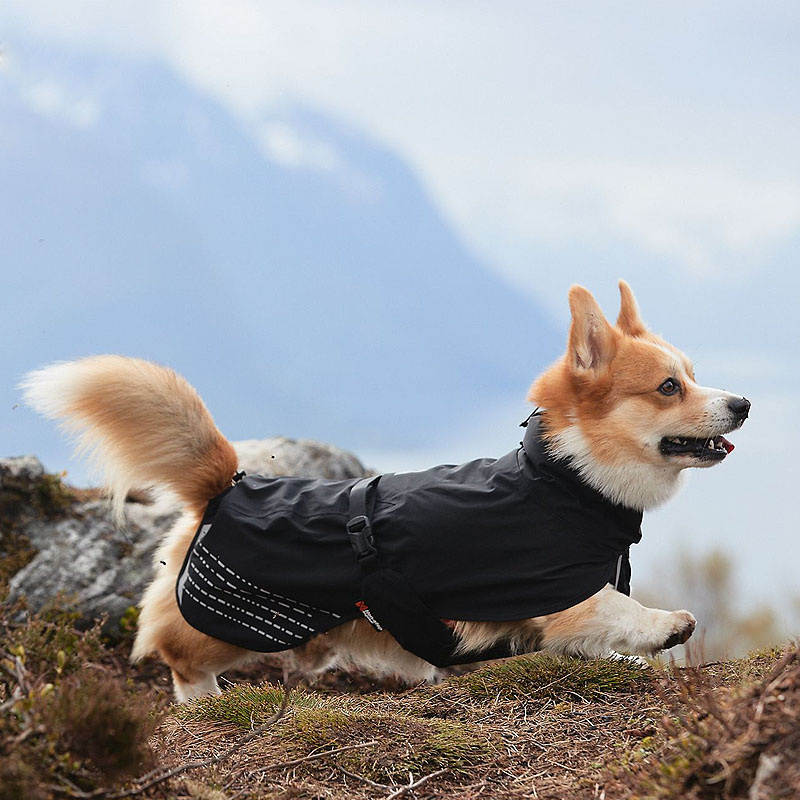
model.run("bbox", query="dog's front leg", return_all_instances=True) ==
[538,584,696,658]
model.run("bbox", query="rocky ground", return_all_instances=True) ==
[1,451,798,800]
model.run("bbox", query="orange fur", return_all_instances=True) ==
[530,282,737,478]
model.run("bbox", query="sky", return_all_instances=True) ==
[2,1,799,636]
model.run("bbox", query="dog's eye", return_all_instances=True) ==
[658,379,680,396]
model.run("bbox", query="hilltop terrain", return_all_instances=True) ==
[2,462,797,799]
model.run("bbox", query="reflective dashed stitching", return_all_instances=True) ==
[188,562,314,634]
[192,549,313,619]
[182,585,291,645]
[198,542,342,619]
[185,574,304,640]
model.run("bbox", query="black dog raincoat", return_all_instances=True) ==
[176,416,643,666]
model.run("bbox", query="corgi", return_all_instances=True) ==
[21,281,750,702]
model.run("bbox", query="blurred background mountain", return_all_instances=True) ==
[0,41,559,462]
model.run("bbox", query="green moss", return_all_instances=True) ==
[181,682,494,782]
[285,706,492,781]
[453,653,652,702]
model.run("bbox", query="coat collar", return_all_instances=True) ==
[520,412,643,540]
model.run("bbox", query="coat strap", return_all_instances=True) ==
[347,476,382,572]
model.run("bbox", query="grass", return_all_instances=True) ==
[1,482,796,800]
[2,598,798,799]
[449,651,653,701]
[179,680,496,783]
[168,646,800,799]
[178,683,327,727]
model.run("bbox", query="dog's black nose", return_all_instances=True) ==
[728,396,751,419]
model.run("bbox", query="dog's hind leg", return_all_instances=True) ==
[133,537,254,703]
[536,584,696,658]
[154,626,255,703]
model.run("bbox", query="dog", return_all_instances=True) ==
[22,281,749,702]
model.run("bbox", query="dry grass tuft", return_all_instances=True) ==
[1,608,165,799]
[179,682,325,727]
[36,672,159,781]
[638,643,800,799]
[451,652,653,702]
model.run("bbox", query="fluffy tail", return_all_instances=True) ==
[21,356,238,519]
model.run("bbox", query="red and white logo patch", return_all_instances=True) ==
[355,600,383,631]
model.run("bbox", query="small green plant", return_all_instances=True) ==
[35,672,158,781]
[119,604,140,636]
[30,471,76,516]
[0,606,162,798]
[2,614,105,684]
[0,467,74,527]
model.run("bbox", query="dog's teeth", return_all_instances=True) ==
[707,439,714,449]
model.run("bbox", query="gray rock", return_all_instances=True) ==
[234,436,370,481]
[3,438,369,635]
[2,454,68,546]
[1,455,45,481]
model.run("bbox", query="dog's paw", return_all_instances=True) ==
[659,610,696,650]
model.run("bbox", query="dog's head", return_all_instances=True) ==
[528,281,750,510]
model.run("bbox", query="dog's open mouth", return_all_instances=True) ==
[659,435,735,461]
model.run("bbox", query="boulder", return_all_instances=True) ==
[2,438,370,635]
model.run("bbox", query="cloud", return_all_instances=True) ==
[5,0,800,298]
[454,158,800,281]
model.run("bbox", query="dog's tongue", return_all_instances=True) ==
[720,436,735,454]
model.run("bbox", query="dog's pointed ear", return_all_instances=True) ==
[568,285,617,371]
[616,280,647,337]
